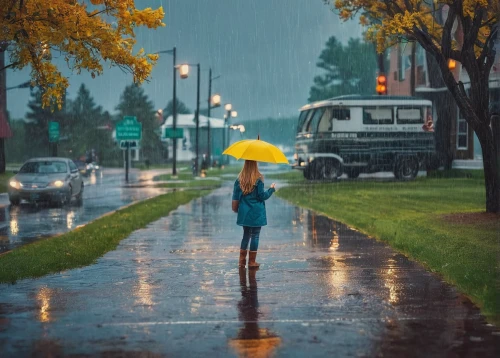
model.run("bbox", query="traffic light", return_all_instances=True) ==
[376,74,387,95]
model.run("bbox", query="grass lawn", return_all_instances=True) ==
[273,170,500,322]
[0,188,216,284]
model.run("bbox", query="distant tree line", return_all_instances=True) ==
[5,84,192,166]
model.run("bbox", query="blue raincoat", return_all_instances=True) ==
[232,178,275,227]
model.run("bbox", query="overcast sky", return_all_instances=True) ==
[6,0,362,122]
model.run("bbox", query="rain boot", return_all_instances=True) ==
[248,251,260,268]
[239,249,248,268]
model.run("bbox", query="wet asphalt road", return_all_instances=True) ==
[0,182,499,357]
[0,168,170,253]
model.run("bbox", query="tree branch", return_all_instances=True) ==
[441,4,456,58]
[0,62,19,72]
[463,7,485,52]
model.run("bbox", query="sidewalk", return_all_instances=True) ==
[0,182,499,357]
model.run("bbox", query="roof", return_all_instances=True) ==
[162,114,225,129]
[300,95,433,111]
[329,95,426,101]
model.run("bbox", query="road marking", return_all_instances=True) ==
[99,317,428,327]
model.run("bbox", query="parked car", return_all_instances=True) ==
[8,157,84,206]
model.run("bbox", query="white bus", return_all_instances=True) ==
[292,95,440,180]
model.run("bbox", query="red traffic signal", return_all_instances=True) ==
[376,74,387,95]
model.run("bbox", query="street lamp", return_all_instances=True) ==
[224,104,237,164]
[207,68,221,166]
[177,62,202,176]
[155,47,180,176]
[229,124,245,138]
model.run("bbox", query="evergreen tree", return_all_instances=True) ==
[64,84,115,162]
[25,89,66,158]
[309,37,377,102]
[116,84,164,163]
[163,98,191,120]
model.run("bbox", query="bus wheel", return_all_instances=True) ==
[346,168,360,179]
[394,156,419,180]
[303,167,313,180]
[314,159,341,180]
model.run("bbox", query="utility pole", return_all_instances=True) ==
[0,48,13,174]
[410,41,416,96]
[195,64,200,176]
[172,46,177,176]
[207,68,212,165]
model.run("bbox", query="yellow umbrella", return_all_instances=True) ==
[222,137,288,164]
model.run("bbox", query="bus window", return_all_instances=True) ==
[307,107,325,133]
[297,110,309,133]
[300,110,316,133]
[397,107,423,124]
[332,107,351,121]
[317,107,333,132]
[363,107,393,125]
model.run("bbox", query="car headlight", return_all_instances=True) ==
[49,180,65,188]
[9,180,21,189]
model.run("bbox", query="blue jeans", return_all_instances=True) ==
[240,226,261,251]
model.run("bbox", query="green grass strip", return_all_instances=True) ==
[275,174,500,323]
[0,190,210,284]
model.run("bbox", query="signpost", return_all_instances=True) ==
[116,116,142,182]
[163,128,184,139]
[48,121,59,156]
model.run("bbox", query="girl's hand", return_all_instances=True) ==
[270,183,276,189]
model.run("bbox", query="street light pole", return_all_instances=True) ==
[155,47,179,176]
[172,46,178,176]
[207,69,221,167]
[195,63,200,176]
[207,68,212,165]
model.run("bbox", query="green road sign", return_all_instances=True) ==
[48,121,60,143]
[116,116,142,140]
[164,128,184,139]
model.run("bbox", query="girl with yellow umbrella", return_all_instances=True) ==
[224,137,288,268]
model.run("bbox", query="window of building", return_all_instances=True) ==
[363,107,393,125]
[457,112,468,149]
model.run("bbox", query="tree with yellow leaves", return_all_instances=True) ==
[0,0,164,172]
[332,0,499,213]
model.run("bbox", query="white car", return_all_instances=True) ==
[8,157,84,206]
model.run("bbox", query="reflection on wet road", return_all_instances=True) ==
[0,168,169,253]
[0,184,498,357]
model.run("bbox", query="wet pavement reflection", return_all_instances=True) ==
[229,268,281,357]
[0,183,499,357]
[0,168,170,253]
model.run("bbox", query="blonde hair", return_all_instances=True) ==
[238,160,263,195]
